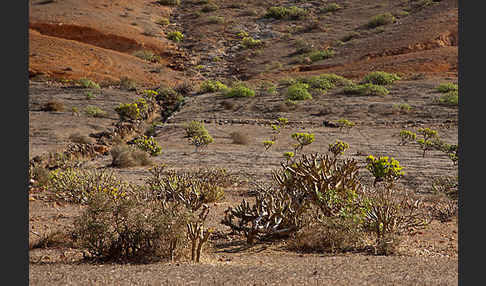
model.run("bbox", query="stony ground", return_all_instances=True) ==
[29,0,458,284]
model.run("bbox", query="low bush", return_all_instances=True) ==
[230,132,250,145]
[286,83,312,101]
[201,3,218,12]
[110,144,152,168]
[132,135,162,156]
[199,80,227,93]
[224,83,255,98]
[84,105,106,118]
[362,71,401,85]
[47,168,129,204]
[69,132,93,144]
[343,83,389,96]
[436,82,458,93]
[436,90,458,106]
[265,6,308,20]
[367,13,396,28]
[133,50,161,63]
[365,155,404,186]
[307,49,335,62]
[320,3,342,13]
[78,78,101,89]
[167,31,184,42]
[241,37,264,49]
[41,100,64,112]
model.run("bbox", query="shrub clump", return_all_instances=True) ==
[264,6,308,20]
[241,37,264,49]
[436,90,458,106]
[78,78,101,89]
[436,82,458,93]
[167,31,184,42]
[132,135,162,156]
[84,105,106,118]
[110,144,152,168]
[367,13,396,28]
[365,155,404,186]
[199,80,228,93]
[362,71,401,85]
[343,83,389,96]
[223,83,255,98]
[286,82,312,101]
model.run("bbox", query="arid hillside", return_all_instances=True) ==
[29,0,459,285]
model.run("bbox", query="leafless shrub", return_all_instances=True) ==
[41,100,65,112]
[110,144,152,168]
[69,132,94,144]
[230,131,250,145]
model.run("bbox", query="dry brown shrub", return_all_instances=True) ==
[110,144,152,168]
[41,100,65,112]
[289,216,366,254]
[220,100,235,110]
[68,132,94,144]
[230,131,250,145]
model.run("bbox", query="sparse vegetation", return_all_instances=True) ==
[199,80,227,93]
[286,82,312,101]
[132,135,162,156]
[367,13,396,28]
[110,144,152,168]
[363,71,401,85]
[167,31,184,42]
[41,100,65,112]
[84,105,106,118]
[133,50,161,63]
[223,83,255,98]
[436,82,458,93]
[343,83,390,96]
[78,78,101,89]
[264,6,308,20]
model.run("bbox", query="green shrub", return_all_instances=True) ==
[343,83,389,96]
[328,140,350,157]
[398,130,416,145]
[156,17,170,26]
[416,127,439,157]
[321,3,342,13]
[133,135,162,156]
[184,121,207,138]
[367,13,396,28]
[115,102,140,121]
[362,71,401,85]
[241,36,264,49]
[206,15,224,24]
[265,6,308,20]
[307,49,334,62]
[436,90,458,106]
[48,168,129,204]
[78,78,101,89]
[167,31,184,42]
[224,83,255,98]
[291,132,315,152]
[286,83,312,100]
[199,80,227,93]
[84,105,106,117]
[436,82,458,93]
[262,140,275,151]
[365,155,404,186]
